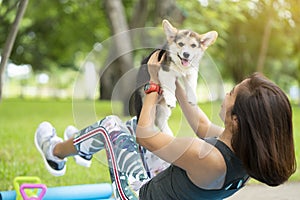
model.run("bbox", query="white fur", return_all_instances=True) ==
[156,20,218,136]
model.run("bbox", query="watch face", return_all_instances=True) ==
[144,83,150,91]
[144,82,161,94]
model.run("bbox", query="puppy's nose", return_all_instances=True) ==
[183,52,190,58]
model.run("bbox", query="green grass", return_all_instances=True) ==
[0,98,299,191]
[0,99,113,191]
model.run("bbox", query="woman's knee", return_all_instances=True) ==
[93,115,120,127]
[97,115,124,133]
[105,115,122,122]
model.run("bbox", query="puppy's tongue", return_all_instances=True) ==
[181,59,189,67]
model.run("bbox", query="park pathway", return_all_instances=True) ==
[226,182,300,200]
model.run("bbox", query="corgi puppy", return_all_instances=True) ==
[132,19,218,136]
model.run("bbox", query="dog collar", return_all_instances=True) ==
[144,82,162,95]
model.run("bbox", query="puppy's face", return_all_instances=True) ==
[169,30,202,68]
[162,20,218,70]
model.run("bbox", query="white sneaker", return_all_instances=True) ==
[34,122,67,176]
[64,125,92,168]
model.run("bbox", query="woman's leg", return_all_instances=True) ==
[35,116,149,199]
[72,115,149,200]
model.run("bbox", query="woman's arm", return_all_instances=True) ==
[135,82,214,170]
[136,51,169,149]
[135,51,175,160]
[175,80,224,138]
[136,85,225,189]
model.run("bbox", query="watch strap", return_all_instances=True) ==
[144,82,162,95]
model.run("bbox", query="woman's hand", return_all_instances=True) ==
[147,50,165,84]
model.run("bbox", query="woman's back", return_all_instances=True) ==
[139,138,249,200]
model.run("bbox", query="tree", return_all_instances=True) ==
[0,0,29,100]
[256,3,273,73]
[99,0,185,115]
[1,0,298,104]
[100,0,134,115]
[2,0,109,72]
[222,0,296,83]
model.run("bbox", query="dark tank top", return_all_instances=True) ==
[139,137,249,200]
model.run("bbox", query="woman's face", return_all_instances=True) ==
[219,79,248,122]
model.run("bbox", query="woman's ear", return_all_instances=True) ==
[231,115,239,130]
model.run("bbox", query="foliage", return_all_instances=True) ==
[0,0,300,94]
[176,0,300,84]
[1,0,109,71]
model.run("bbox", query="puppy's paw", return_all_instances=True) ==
[163,93,177,108]
[166,103,176,108]
[165,99,176,108]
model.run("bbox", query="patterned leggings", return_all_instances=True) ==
[72,115,159,200]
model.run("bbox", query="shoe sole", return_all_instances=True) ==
[74,155,91,168]
[34,130,66,176]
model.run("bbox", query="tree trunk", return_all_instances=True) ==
[100,0,185,115]
[256,16,272,73]
[101,0,134,115]
[297,60,300,106]
[0,0,29,100]
[154,0,185,25]
[129,0,149,29]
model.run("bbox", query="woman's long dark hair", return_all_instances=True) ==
[231,73,296,186]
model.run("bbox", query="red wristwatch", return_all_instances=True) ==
[144,82,162,95]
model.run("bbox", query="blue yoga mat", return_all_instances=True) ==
[0,183,113,200]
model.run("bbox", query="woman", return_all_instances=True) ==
[35,51,296,200]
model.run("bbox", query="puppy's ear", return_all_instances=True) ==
[162,19,177,42]
[200,31,218,49]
